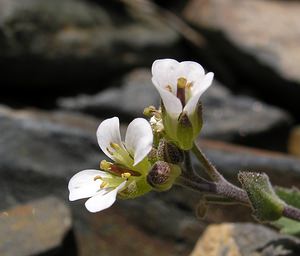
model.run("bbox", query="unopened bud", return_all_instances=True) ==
[143,105,157,117]
[238,171,285,222]
[157,139,184,164]
[147,161,181,191]
[148,148,158,164]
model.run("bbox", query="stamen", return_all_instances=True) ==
[100,181,109,188]
[94,175,103,181]
[100,160,112,171]
[110,142,121,150]
[121,172,131,179]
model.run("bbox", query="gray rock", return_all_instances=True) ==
[183,0,300,114]
[58,69,160,120]
[0,105,103,209]
[190,223,300,256]
[58,69,291,144]
[0,0,179,89]
[184,0,300,83]
[0,196,74,256]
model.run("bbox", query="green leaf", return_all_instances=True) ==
[238,172,285,222]
[275,187,300,208]
[272,187,300,236]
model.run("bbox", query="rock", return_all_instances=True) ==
[197,139,300,187]
[1,104,299,254]
[288,126,300,157]
[71,204,189,256]
[190,223,300,256]
[58,69,160,120]
[58,69,291,147]
[0,0,179,92]
[184,0,300,83]
[0,196,74,256]
[183,0,300,115]
[201,82,291,148]
[0,105,103,209]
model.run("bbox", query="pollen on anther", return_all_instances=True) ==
[94,175,103,181]
[121,172,131,179]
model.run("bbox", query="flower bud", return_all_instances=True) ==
[157,139,184,164]
[147,161,181,191]
[238,171,285,222]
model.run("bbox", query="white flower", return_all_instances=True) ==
[151,59,213,119]
[97,117,153,169]
[68,169,126,212]
[151,59,214,149]
[68,117,154,212]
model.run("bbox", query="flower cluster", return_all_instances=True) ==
[68,59,213,212]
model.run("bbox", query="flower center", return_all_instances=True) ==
[106,142,134,167]
[177,77,193,106]
[100,160,141,177]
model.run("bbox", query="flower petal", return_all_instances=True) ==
[151,59,178,94]
[84,181,126,213]
[176,61,205,83]
[125,118,153,166]
[68,169,109,201]
[153,81,183,118]
[191,72,214,97]
[184,72,214,115]
[97,117,125,160]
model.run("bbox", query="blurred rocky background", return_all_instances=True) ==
[0,0,300,255]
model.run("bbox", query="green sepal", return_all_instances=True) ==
[238,171,285,222]
[176,112,193,150]
[190,102,203,138]
[118,176,152,199]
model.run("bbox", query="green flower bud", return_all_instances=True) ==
[147,161,181,191]
[157,139,184,164]
[238,171,285,222]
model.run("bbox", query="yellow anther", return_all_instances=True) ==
[121,172,131,179]
[94,175,103,181]
[177,77,187,89]
[110,142,121,150]
[100,181,109,188]
[100,160,112,171]
[165,85,173,92]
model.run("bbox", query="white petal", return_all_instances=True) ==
[192,72,214,97]
[151,59,178,94]
[84,181,126,213]
[68,169,109,201]
[175,61,205,83]
[153,81,182,118]
[184,73,214,115]
[125,118,153,166]
[97,117,125,160]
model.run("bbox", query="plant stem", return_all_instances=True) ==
[283,205,300,221]
[192,143,222,181]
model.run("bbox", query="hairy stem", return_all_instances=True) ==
[283,205,300,221]
[192,143,223,181]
